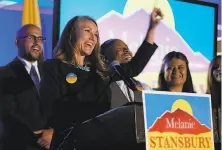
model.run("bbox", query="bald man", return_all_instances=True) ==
[0,24,52,150]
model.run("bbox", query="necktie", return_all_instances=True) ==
[125,83,134,102]
[30,65,40,90]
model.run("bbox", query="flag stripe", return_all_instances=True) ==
[22,0,41,28]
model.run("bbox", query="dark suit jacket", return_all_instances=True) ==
[0,66,4,150]
[110,81,144,108]
[0,58,46,150]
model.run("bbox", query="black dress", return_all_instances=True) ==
[39,41,157,149]
[40,59,112,131]
[211,84,221,150]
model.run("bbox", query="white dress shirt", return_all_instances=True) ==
[18,57,41,81]
[116,80,134,102]
[116,79,152,102]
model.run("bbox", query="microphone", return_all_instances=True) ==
[110,61,137,91]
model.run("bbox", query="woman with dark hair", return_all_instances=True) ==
[206,55,221,150]
[207,55,221,107]
[39,8,163,150]
[156,51,195,93]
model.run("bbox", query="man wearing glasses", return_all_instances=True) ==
[0,24,52,150]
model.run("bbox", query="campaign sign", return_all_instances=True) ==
[142,91,214,150]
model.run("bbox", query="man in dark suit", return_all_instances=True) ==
[0,24,53,150]
[100,38,156,150]
[0,67,4,150]
[101,39,152,108]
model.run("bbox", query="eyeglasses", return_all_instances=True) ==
[17,35,46,43]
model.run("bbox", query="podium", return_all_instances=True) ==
[74,90,145,149]
[51,91,146,150]
[72,105,145,149]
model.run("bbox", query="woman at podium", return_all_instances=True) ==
[39,8,163,150]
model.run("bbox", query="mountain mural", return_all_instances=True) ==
[97,9,210,72]
[149,108,211,135]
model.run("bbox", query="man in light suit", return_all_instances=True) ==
[0,24,52,150]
